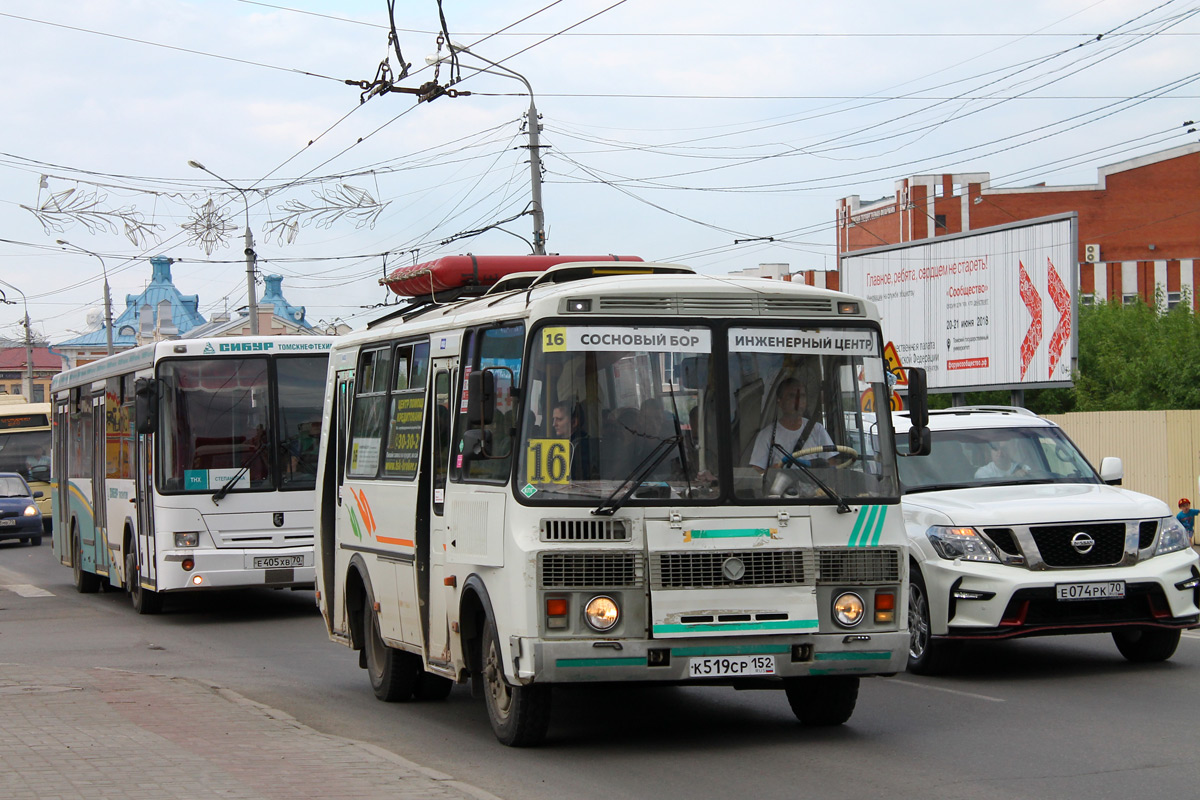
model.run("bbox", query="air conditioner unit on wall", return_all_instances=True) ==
[1084,243,1100,263]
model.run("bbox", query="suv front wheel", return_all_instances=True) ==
[1112,627,1181,663]
[908,566,961,674]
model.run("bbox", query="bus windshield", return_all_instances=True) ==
[0,429,51,480]
[157,355,327,494]
[516,323,898,505]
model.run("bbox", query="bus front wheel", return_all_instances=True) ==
[482,616,550,747]
[783,675,859,726]
[72,528,100,594]
[126,551,163,615]
[363,598,420,702]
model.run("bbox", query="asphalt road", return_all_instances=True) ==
[2,539,1199,800]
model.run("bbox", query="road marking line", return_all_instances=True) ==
[1,584,54,598]
[1181,632,1200,640]
[881,676,1005,702]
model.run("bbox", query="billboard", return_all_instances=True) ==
[840,213,1077,392]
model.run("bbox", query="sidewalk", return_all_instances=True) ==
[0,663,500,800]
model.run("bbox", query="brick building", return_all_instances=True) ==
[0,347,60,402]
[836,143,1200,309]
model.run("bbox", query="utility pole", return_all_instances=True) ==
[427,44,546,254]
[188,160,259,334]
[56,240,114,356]
[0,278,34,398]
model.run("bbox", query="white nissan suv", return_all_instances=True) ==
[893,406,1200,674]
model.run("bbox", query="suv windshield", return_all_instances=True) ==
[516,323,899,505]
[899,425,1101,493]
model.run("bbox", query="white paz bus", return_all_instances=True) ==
[314,255,929,745]
[52,336,335,613]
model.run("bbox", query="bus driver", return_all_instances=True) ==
[749,377,833,473]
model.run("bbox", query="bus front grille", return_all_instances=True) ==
[651,550,810,589]
[541,518,630,542]
[538,552,644,589]
[817,548,902,584]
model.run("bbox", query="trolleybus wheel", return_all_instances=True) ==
[482,616,550,747]
[126,551,163,615]
[363,598,420,702]
[783,675,859,726]
[72,528,100,594]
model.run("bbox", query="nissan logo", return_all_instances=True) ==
[722,557,746,582]
[1070,532,1095,554]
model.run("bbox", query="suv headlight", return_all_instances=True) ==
[1155,517,1191,556]
[925,526,1000,563]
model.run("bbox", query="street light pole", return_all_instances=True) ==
[188,160,259,334]
[428,45,546,254]
[0,279,34,398]
[56,240,114,356]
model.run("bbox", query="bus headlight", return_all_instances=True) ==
[174,532,199,547]
[833,592,865,627]
[584,595,619,631]
[23,504,38,517]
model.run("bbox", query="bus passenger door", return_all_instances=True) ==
[423,362,456,664]
[133,419,155,591]
[90,392,109,578]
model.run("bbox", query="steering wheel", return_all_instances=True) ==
[792,444,860,469]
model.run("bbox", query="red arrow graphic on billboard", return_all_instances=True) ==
[1018,260,1042,380]
[1046,257,1071,378]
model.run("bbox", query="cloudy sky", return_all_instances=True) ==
[1,0,1197,342]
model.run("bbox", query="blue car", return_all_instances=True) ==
[0,472,43,546]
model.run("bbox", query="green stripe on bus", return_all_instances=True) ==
[670,645,792,657]
[686,528,772,539]
[556,657,646,668]
[813,651,893,661]
[870,505,888,546]
[849,505,877,547]
[653,619,818,634]
[809,667,871,675]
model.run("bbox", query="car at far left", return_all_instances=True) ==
[0,472,43,546]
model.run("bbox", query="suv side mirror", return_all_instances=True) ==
[135,378,160,434]
[1099,456,1123,485]
[905,367,932,456]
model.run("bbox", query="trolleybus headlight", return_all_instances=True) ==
[174,532,199,547]
[584,595,619,631]
[22,504,38,516]
[833,592,865,627]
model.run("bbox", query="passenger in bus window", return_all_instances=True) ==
[552,401,594,480]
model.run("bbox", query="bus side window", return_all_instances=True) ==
[383,341,429,480]
[346,348,391,479]
[459,323,524,484]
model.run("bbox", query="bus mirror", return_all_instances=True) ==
[462,428,493,460]
[905,367,932,456]
[679,357,708,390]
[466,369,496,427]
[135,378,159,434]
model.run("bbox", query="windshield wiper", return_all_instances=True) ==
[212,439,269,505]
[770,443,851,514]
[592,435,681,517]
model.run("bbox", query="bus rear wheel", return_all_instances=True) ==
[482,616,550,747]
[126,551,163,614]
[363,599,420,702]
[72,529,100,594]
